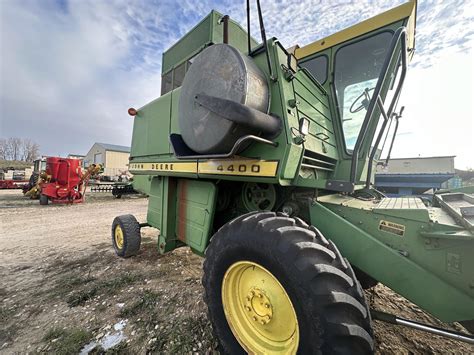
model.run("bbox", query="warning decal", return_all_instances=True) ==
[379,220,405,237]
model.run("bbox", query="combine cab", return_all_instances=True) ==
[112,1,473,352]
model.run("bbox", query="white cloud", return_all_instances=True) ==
[0,0,473,170]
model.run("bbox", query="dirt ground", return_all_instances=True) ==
[1,189,472,354]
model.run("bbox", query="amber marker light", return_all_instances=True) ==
[128,107,138,116]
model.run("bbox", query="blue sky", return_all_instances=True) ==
[0,0,473,168]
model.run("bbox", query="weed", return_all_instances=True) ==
[42,327,92,355]
[66,272,143,307]
[147,314,217,353]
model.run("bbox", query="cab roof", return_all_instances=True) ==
[294,1,417,60]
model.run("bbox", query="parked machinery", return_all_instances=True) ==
[31,157,100,205]
[112,0,474,353]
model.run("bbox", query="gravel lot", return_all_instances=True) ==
[1,189,472,353]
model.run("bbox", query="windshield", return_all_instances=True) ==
[334,31,393,151]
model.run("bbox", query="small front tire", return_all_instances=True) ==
[39,194,49,205]
[112,214,141,258]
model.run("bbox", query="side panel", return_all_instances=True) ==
[176,179,217,255]
[131,175,151,195]
[147,176,178,253]
[130,92,172,158]
[147,176,216,255]
[309,201,474,322]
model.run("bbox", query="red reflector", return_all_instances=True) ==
[128,108,138,116]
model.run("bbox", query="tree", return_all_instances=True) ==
[21,139,40,162]
[0,137,40,162]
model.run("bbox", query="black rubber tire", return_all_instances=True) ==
[39,194,48,205]
[111,214,141,258]
[203,212,373,354]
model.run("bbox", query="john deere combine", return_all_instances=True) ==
[112,1,474,352]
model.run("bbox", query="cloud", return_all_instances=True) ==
[0,0,473,168]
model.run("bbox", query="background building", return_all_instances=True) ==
[67,153,86,160]
[84,143,130,177]
[375,156,455,196]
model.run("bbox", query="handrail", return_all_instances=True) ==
[365,32,407,187]
[349,27,408,186]
[385,106,404,165]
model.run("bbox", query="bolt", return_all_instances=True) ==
[252,316,258,321]
[266,315,271,320]
[258,293,263,298]
[250,290,255,296]
[245,306,251,312]
[264,303,270,308]
[246,296,251,301]
[260,320,266,325]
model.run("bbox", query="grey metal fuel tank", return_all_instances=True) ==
[178,43,270,154]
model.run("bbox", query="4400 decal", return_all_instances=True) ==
[129,160,279,177]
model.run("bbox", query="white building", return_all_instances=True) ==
[84,143,130,177]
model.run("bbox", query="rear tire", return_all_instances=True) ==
[203,212,373,354]
[112,214,141,258]
[39,194,48,205]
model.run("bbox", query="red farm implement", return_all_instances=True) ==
[0,180,29,189]
[36,157,100,205]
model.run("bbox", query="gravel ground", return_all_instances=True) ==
[0,189,472,354]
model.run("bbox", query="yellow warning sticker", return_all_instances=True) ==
[379,220,405,237]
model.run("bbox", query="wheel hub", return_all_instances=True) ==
[244,287,273,325]
[115,225,124,249]
[221,261,299,354]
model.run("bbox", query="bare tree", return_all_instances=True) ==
[9,138,22,161]
[21,139,40,162]
[0,138,6,160]
[0,137,40,161]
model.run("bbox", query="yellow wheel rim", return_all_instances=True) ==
[222,261,299,354]
[115,225,124,249]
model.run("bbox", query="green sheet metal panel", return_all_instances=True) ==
[162,10,258,74]
[176,179,217,254]
[311,196,474,322]
[130,92,172,159]
[147,176,163,229]
[162,14,212,74]
[131,175,151,195]
[147,176,178,254]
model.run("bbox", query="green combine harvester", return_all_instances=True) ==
[111,0,474,352]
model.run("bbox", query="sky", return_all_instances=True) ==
[0,0,473,169]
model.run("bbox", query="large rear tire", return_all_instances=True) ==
[203,212,373,354]
[111,214,141,258]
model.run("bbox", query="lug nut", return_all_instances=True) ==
[252,316,258,321]
[245,306,251,312]
[264,303,270,308]
[260,320,266,325]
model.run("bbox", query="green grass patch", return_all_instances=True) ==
[149,314,217,353]
[120,290,161,318]
[43,327,92,355]
[66,272,142,307]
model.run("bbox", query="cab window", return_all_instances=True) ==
[334,32,392,150]
[299,55,328,84]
